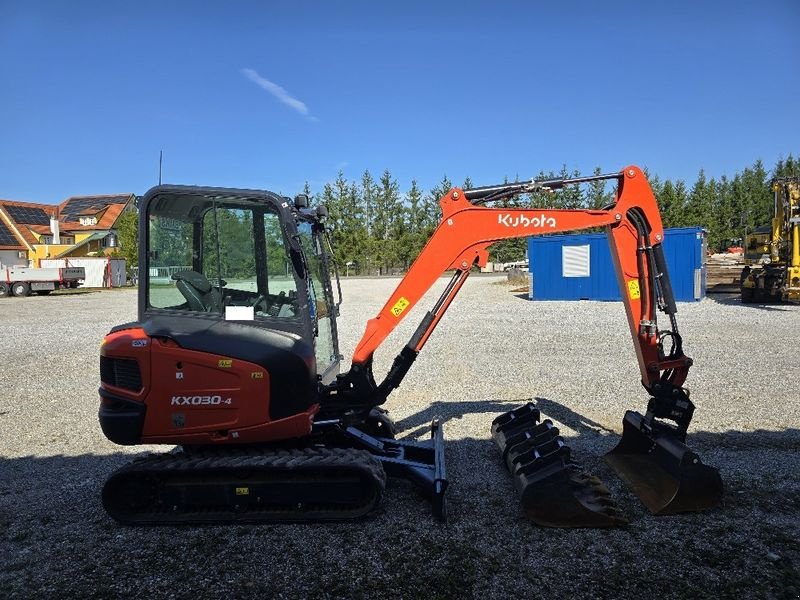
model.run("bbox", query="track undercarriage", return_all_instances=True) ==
[102,417,447,525]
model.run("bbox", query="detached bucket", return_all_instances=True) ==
[605,410,723,515]
[491,403,627,528]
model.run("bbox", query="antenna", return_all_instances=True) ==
[159,150,163,185]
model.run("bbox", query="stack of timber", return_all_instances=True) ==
[706,253,744,293]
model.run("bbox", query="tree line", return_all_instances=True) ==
[114,155,799,273]
[309,155,799,274]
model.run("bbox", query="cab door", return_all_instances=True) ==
[296,221,341,383]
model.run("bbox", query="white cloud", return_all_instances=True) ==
[242,68,316,121]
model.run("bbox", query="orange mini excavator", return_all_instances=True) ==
[98,166,722,527]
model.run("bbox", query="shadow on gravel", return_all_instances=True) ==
[395,395,620,456]
[394,399,518,438]
[1,416,799,599]
[394,396,800,517]
[532,396,617,437]
[706,292,795,311]
[690,427,800,449]
[395,394,800,452]
[396,395,626,441]
[51,290,98,296]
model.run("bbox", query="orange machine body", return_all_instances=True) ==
[100,327,317,445]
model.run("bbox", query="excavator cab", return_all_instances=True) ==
[100,186,347,449]
[142,186,342,383]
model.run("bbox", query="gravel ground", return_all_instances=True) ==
[1,277,798,599]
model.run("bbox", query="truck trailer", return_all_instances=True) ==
[0,266,85,297]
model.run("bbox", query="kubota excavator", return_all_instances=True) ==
[98,166,722,528]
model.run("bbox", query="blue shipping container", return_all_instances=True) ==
[527,227,706,302]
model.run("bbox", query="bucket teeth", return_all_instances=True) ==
[491,402,627,528]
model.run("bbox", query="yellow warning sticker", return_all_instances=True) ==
[235,487,250,496]
[627,280,641,300]
[218,359,233,368]
[390,296,410,317]
[251,371,264,379]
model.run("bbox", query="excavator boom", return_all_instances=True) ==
[323,166,721,525]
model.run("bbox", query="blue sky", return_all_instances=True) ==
[1,0,798,204]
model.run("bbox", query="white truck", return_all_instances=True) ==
[0,266,85,298]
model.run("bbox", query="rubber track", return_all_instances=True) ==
[103,447,386,525]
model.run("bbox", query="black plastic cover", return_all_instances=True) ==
[141,315,317,421]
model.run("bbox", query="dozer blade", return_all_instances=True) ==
[491,403,627,528]
[604,410,723,515]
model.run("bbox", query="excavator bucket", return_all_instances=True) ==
[604,410,723,515]
[491,403,627,528]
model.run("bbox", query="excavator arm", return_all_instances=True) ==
[325,167,691,428]
[321,165,721,526]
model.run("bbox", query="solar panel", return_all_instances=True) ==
[4,205,51,225]
[0,220,20,246]
[61,197,120,222]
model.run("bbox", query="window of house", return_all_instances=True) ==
[40,236,74,245]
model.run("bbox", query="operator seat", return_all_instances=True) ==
[171,270,223,313]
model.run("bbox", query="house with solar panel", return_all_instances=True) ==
[0,194,135,269]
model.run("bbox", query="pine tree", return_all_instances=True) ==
[658,179,685,228]
[321,181,340,248]
[648,172,664,209]
[556,165,584,209]
[740,160,772,230]
[324,172,364,273]
[400,180,425,267]
[685,171,704,226]
[422,175,450,238]
[775,154,800,178]
[586,166,613,209]
[524,169,559,209]
[116,208,138,268]
[711,175,737,249]
[372,169,402,273]
[360,170,376,238]
[673,180,689,227]
[346,182,369,274]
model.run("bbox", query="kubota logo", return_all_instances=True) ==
[170,395,232,406]
[498,213,557,229]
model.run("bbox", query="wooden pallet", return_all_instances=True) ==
[706,257,744,293]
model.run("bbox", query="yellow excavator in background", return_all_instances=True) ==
[741,177,800,303]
